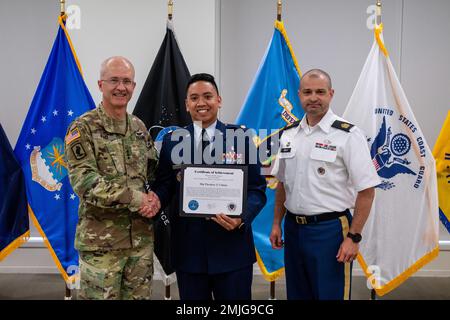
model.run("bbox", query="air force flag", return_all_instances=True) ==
[14,16,95,284]
[343,24,439,296]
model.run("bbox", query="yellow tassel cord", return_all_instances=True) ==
[375,23,389,57]
[274,20,302,77]
[58,15,84,76]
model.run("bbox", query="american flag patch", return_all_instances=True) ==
[373,158,380,170]
[65,127,81,144]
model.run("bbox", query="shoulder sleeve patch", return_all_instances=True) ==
[65,126,81,145]
[331,120,354,132]
[70,142,87,160]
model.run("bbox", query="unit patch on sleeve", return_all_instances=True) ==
[71,143,87,160]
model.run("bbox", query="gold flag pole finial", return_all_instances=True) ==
[168,0,174,21]
[277,0,282,21]
[60,0,66,16]
[376,1,382,26]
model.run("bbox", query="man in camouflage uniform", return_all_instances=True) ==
[65,56,160,300]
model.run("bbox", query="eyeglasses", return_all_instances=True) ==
[101,78,135,87]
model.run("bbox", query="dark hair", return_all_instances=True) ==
[186,73,220,96]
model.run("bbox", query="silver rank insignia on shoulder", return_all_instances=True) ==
[136,130,144,138]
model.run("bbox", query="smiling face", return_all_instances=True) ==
[185,80,222,128]
[98,57,136,112]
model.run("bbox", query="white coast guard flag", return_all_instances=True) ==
[343,24,439,296]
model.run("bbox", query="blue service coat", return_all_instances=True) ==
[152,121,267,274]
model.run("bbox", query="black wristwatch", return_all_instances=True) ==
[347,232,362,243]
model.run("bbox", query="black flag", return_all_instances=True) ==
[133,21,191,276]
[0,123,29,260]
[133,20,191,140]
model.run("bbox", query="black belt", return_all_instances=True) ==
[286,210,348,225]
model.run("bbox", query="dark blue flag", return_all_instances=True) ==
[0,123,29,261]
[14,16,95,283]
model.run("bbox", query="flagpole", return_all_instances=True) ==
[165,0,174,301]
[59,0,72,301]
[376,0,382,26]
[277,0,282,21]
[168,0,174,21]
[60,0,65,17]
[369,0,382,302]
[269,0,283,301]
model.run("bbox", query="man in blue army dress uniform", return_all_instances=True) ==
[149,73,267,300]
[270,69,380,300]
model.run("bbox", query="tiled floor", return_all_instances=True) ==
[1,273,450,300]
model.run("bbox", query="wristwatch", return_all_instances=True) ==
[347,232,362,243]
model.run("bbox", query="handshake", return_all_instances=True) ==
[139,191,161,218]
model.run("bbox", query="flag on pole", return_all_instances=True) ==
[133,20,191,140]
[343,24,439,296]
[0,123,29,261]
[433,111,450,233]
[133,20,191,278]
[236,20,303,281]
[14,15,95,283]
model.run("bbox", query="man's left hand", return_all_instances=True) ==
[336,237,359,263]
[212,214,242,231]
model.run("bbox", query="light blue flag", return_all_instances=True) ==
[236,20,303,281]
[14,16,95,283]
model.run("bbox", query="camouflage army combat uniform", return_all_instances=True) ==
[65,104,158,300]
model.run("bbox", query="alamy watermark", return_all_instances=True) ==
[366,265,387,290]
[66,5,81,30]
[167,127,282,168]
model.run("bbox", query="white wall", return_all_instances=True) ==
[67,0,216,115]
[1,0,450,279]
[219,0,450,147]
[0,0,59,146]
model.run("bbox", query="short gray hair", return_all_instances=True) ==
[300,69,332,89]
[99,56,135,79]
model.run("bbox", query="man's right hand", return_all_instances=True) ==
[139,192,161,218]
[270,224,284,249]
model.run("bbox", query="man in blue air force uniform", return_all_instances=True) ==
[149,73,267,300]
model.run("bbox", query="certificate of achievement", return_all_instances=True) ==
[180,165,248,217]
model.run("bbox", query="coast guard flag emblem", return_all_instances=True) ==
[343,24,439,296]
